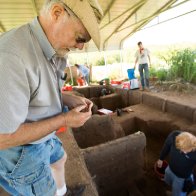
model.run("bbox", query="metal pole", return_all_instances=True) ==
[103,51,109,79]
[67,59,74,85]
[86,52,91,83]
[120,49,123,78]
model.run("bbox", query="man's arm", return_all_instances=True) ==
[0,104,92,150]
[0,114,64,150]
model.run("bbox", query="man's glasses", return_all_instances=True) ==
[62,3,90,44]
[75,36,87,44]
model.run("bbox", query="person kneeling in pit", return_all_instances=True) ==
[157,131,196,196]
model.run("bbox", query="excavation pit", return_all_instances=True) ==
[73,114,181,196]
[1,86,195,196]
[71,86,196,196]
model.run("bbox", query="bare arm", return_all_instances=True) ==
[0,114,64,150]
[0,104,92,150]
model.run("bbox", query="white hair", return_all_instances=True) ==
[40,0,103,23]
[176,132,196,152]
[40,0,65,15]
[40,0,77,21]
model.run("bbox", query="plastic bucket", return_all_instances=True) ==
[127,69,135,80]
[154,160,168,180]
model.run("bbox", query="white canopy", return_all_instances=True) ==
[0,0,190,51]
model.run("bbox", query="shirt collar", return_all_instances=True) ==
[29,17,56,61]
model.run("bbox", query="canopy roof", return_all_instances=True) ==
[0,0,190,51]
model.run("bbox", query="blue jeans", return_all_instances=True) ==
[0,136,64,196]
[164,166,187,196]
[139,63,149,88]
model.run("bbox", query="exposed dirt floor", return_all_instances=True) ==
[0,85,196,196]
[150,88,196,108]
[150,79,196,104]
[71,86,196,196]
[97,104,195,196]
[134,90,195,196]
[111,94,195,196]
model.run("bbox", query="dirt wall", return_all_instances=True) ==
[165,100,195,122]
[73,115,125,149]
[83,132,146,196]
[142,93,165,111]
[114,88,129,107]
[99,93,122,111]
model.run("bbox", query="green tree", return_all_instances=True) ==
[160,48,196,83]
[168,49,196,83]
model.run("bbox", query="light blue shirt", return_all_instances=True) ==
[78,64,90,76]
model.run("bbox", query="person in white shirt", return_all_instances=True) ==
[134,41,151,91]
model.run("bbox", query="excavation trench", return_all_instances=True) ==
[73,115,180,196]
[71,86,195,196]
[0,86,195,196]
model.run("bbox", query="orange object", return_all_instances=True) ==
[111,80,122,85]
[62,85,73,92]
[56,126,67,134]
[154,160,168,181]
[77,78,85,86]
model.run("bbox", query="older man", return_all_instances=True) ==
[0,0,103,196]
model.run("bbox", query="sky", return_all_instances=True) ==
[124,0,196,48]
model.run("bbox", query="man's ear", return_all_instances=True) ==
[50,4,65,21]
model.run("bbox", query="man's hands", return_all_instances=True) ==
[61,91,94,127]
[62,101,93,128]
[0,94,92,149]
[62,92,92,109]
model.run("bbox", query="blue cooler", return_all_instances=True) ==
[127,69,135,80]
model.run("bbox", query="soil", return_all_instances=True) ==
[131,85,196,196]
[0,85,195,196]
[75,84,196,196]
[150,82,196,107]
[152,90,195,106]
[116,82,196,195]
[137,86,196,196]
